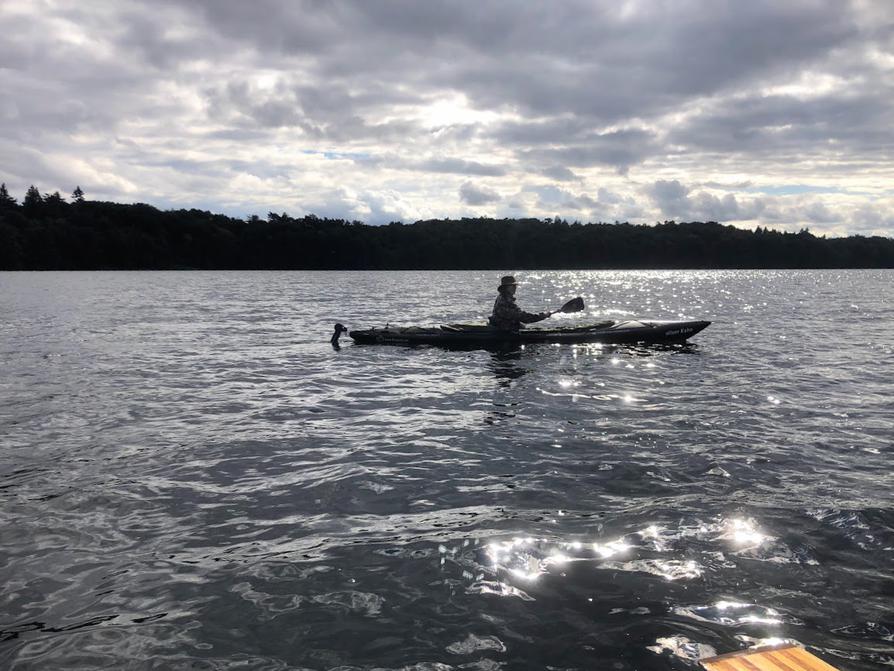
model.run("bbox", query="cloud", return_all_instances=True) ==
[641,177,894,236]
[667,85,894,160]
[520,128,661,173]
[647,179,768,222]
[521,184,646,222]
[0,0,892,233]
[646,180,691,212]
[408,158,507,177]
[539,166,580,182]
[459,181,500,206]
[847,203,894,236]
[204,77,423,142]
[299,187,417,224]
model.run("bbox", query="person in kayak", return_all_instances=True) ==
[488,276,550,331]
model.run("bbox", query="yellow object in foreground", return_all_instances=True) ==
[702,644,840,671]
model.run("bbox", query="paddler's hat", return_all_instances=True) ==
[498,275,517,290]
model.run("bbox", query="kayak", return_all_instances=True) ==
[346,319,711,348]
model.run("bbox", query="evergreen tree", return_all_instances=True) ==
[23,185,43,211]
[44,191,68,215]
[72,185,85,202]
[0,183,16,206]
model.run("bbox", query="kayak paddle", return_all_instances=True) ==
[550,296,584,316]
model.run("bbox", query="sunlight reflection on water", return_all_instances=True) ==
[475,515,778,597]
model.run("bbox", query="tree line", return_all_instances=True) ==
[1,183,893,270]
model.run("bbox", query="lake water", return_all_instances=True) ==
[1,270,892,670]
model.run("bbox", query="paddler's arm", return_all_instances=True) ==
[519,310,550,324]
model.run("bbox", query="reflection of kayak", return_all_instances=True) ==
[347,319,711,347]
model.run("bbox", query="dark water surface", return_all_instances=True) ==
[1,270,892,670]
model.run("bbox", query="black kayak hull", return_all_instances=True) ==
[348,320,711,347]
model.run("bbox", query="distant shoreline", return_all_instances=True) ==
[2,199,893,270]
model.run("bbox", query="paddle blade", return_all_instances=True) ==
[559,296,585,313]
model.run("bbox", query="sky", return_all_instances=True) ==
[1,0,893,235]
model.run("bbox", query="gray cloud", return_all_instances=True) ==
[411,158,507,177]
[646,179,767,222]
[525,184,646,222]
[0,0,892,231]
[668,87,894,160]
[647,180,691,213]
[164,1,871,136]
[459,181,500,206]
[204,78,423,142]
[521,129,661,172]
[640,178,880,234]
[848,204,894,236]
[539,166,580,182]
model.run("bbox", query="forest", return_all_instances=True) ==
[2,184,893,270]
